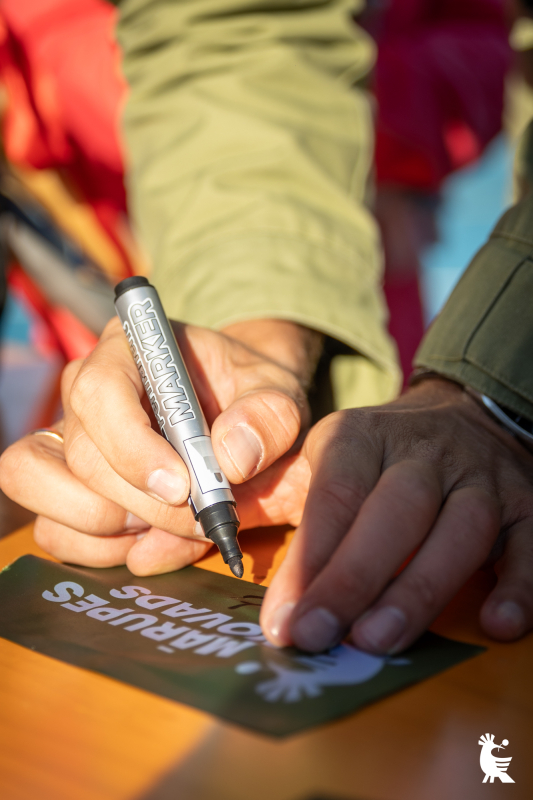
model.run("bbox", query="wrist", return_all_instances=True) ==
[221,318,323,390]
[409,374,533,454]
[465,388,533,453]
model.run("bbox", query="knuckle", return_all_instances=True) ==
[67,448,105,490]
[358,407,405,452]
[101,316,122,338]
[401,571,438,613]
[462,492,499,533]
[309,408,381,462]
[1,432,74,505]
[70,367,100,419]
[325,408,365,437]
[79,502,119,535]
[450,489,501,549]
[0,442,33,497]
[63,431,91,475]
[386,461,439,506]
[64,434,114,499]
[358,407,387,434]
[333,562,376,605]
[409,460,440,491]
[61,359,84,401]
[518,492,533,519]
[237,390,303,455]
[497,485,533,529]
[33,493,120,539]
[149,503,192,536]
[339,565,369,598]
[33,517,53,550]
[261,390,302,434]
[312,480,363,521]
[61,358,84,385]
[409,437,448,465]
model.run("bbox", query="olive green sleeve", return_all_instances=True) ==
[414,189,533,421]
[113,0,400,409]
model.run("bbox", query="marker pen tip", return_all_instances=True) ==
[228,556,244,579]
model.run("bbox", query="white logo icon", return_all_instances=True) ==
[235,642,409,703]
[479,733,515,783]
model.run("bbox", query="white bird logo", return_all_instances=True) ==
[478,733,515,783]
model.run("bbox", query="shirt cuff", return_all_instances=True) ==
[414,194,533,421]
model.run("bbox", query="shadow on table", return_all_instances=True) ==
[133,723,378,800]
[139,770,370,800]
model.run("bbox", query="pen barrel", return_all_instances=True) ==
[114,279,236,517]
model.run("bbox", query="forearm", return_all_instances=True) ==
[115,0,400,410]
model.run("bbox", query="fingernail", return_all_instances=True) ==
[125,512,148,531]
[147,469,187,505]
[269,601,296,645]
[136,532,148,541]
[353,606,406,653]
[292,607,341,652]
[222,426,263,479]
[493,601,526,637]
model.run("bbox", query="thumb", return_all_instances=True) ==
[211,387,307,483]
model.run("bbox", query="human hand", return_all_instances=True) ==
[260,378,533,652]
[0,317,317,573]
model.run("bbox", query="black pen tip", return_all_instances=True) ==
[228,556,244,579]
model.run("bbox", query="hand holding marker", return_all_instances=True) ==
[114,277,243,578]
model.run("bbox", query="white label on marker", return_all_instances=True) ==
[184,436,231,494]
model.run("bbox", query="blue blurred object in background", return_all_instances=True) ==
[421,133,513,323]
[0,294,61,447]
[1,293,32,345]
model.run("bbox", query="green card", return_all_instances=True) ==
[0,555,484,737]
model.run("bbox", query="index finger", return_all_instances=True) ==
[66,318,190,506]
[260,411,382,645]
[286,459,442,652]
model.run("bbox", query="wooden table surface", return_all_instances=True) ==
[0,523,531,800]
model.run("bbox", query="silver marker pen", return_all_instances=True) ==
[114,276,243,578]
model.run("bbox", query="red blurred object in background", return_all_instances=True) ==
[0,0,128,247]
[372,0,511,191]
[364,0,512,384]
[0,0,131,365]
[0,0,514,390]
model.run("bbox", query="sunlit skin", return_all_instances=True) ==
[1,320,532,654]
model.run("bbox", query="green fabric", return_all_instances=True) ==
[114,0,401,410]
[415,145,533,421]
[0,555,483,737]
